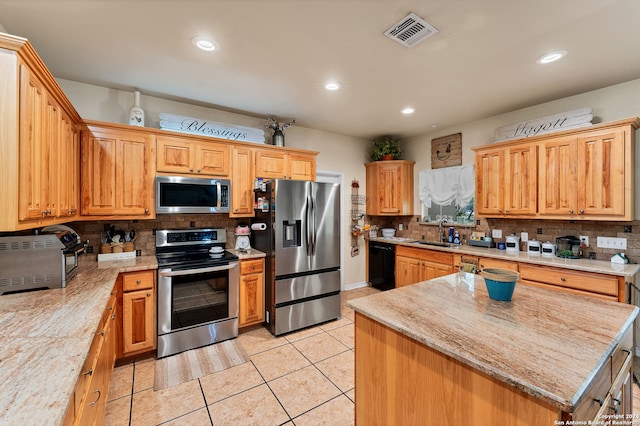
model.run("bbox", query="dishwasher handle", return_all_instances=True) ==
[370,243,395,252]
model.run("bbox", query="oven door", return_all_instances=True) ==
[158,262,239,335]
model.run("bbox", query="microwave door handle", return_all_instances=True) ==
[159,262,238,277]
[217,182,222,209]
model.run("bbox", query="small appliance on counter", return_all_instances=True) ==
[235,225,251,251]
[0,226,87,295]
[527,240,542,255]
[556,236,582,259]
[505,234,520,252]
[541,241,556,257]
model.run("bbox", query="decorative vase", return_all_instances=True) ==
[128,91,145,127]
[272,129,284,146]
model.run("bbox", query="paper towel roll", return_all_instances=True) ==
[251,223,267,231]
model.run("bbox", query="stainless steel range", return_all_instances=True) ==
[156,228,239,358]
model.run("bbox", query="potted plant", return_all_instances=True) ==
[371,136,401,161]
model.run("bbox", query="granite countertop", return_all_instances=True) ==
[348,273,638,412]
[227,248,266,260]
[369,237,640,278]
[0,255,157,425]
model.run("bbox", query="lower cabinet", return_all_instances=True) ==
[63,289,117,426]
[120,270,156,357]
[239,258,265,328]
[395,246,453,287]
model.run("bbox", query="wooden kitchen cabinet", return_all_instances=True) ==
[365,160,415,216]
[475,142,537,216]
[64,289,117,426]
[239,258,265,328]
[0,39,81,230]
[230,145,255,217]
[254,148,317,180]
[81,123,156,218]
[120,270,156,357]
[156,134,230,176]
[474,118,639,221]
[395,246,453,287]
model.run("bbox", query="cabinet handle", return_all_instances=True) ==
[99,330,105,336]
[623,349,631,355]
[560,277,566,282]
[611,398,621,414]
[107,306,113,311]
[83,368,93,377]
[88,389,101,406]
[594,397,604,406]
[111,314,116,320]
[569,209,574,214]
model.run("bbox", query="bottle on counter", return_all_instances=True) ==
[448,227,454,243]
[453,231,460,245]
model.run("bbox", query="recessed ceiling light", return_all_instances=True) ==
[536,50,567,64]
[324,81,341,91]
[192,36,217,52]
[402,107,415,115]
[430,124,439,129]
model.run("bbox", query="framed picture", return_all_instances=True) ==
[431,133,462,169]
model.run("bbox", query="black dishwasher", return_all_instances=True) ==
[368,241,395,290]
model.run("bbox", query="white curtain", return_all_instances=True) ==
[419,164,475,208]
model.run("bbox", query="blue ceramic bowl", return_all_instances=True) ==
[482,268,520,301]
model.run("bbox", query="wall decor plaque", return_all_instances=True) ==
[493,107,593,142]
[431,133,462,169]
[159,112,265,143]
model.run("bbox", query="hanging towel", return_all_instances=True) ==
[419,164,475,208]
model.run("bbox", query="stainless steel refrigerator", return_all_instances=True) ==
[252,179,341,335]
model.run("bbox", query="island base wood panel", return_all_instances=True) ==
[354,313,561,426]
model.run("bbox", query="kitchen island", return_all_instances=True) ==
[348,273,638,425]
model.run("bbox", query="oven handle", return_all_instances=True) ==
[159,262,238,277]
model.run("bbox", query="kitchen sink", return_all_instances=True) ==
[413,240,457,248]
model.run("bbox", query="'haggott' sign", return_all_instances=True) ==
[159,113,265,143]
[494,108,593,142]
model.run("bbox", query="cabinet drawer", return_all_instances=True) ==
[612,327,633,377]
[396,246,453,266]
[573,356,612,420]
[519,264,618,297]
[123,271,154,292]
[478,257,518,272]
[240,259,264,275]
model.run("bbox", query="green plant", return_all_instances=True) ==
[371,136,401,160]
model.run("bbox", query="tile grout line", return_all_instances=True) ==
[197,378,215,426]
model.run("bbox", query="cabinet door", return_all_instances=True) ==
[18,64,46,220]
[289,153,316,180]
[195,143,230,176]
[577,129,626,217]
[82,128,155,216]
[504,144,537,215]
[538,136,577,216]
[57,112,79,218]
[239,260,265,327]
[156,136,194,174]
[376,163,402,215]
[123,289,155,355]
[255,149,287,179]
[230,146,255,217]
[421,261,453,281]
[395,255,421,287]
[475,149,504,215]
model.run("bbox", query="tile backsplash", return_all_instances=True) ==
[70,214,248,257]
[367,215,640,262]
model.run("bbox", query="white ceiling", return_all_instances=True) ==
[2,0,640,140]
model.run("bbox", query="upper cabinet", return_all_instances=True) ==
[474,118,639,221]
[157,135,230,177]
[255,149,317,180]
[81,123,156,218]
[0,34,82,231]
[230,145,255,217]
[365,160,415,216]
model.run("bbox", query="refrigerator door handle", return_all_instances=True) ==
[311,194,317,255]
[305,195,313,256]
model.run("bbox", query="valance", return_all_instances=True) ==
[418,164,475,208]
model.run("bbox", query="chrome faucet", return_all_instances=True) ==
[438,219,448,242]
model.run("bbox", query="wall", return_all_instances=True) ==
[388,78,640,261]
[57,79,371,288]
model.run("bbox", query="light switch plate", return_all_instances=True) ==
[520,232,528,242]
[492,229,502,238]
[597,236,627,249]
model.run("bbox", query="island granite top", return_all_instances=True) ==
[348,273,638,412]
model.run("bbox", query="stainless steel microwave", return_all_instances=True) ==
[156,176,231,214]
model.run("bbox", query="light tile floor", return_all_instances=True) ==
[104,286,379,426]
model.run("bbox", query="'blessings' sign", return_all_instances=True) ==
[160,113,265,143]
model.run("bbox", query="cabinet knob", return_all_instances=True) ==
[197,169,201,173]
[83,368,93,377]
[569,209,574,214]
[147,293,151,297]
[111,314,116,320]
[579,209,585,214]
[560,277,566,282]
[505,210,509,213]
[136,280,141,285]
[145,208,149,214]
[250,265,255,270]
[190,168,194,172]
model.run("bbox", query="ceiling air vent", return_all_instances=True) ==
[384,13,438,48]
